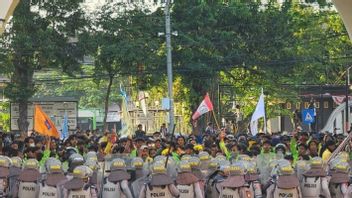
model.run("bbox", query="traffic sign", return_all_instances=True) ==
[302,109,315,125]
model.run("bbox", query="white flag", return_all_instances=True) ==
[250,92,266,135]
[138,91,148,117]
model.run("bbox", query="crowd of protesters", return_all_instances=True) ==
[0,123,351,197]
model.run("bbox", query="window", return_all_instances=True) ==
[286,102,292,109]
[296,102,301,109]
[324,101,329,109]
[304,102,309,109]
[315,102,320,109]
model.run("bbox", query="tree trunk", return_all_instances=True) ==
[13,63,34,136]
[17,100,29,135]
[103,76,114,132]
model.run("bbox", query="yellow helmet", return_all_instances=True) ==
[0,156,11,168]
[110,158,126,171]
[131,157,144,169]
[310,157,323,168]
[152,161,166,174]
[198,151,210,161]
[24,159,39,169]
[179,160,191,172]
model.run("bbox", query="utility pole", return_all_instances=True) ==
[346,66,351,133]
[165,0,174,134]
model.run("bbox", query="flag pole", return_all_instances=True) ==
[262,88,267,134]
[212,111,220,130]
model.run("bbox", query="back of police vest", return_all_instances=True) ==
[102,180,123,198]
[177,184,194,198]
[18,182,38,198]
[146,185,173,198]
[300,176,321,197]
[38,183,59,198]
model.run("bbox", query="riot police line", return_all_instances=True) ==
[0,149,352,198]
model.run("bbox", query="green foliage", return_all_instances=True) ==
[0,102,10,132]
[0,0,87,132]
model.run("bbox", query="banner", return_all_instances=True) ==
[332,95,352,105]
[192,93,214,120]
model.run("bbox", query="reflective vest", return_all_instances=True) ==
[102,180,124,198]
[300,176,321,197]
[18,182,38,198]
[38,183,58,197]
[177,184,194,198]
[145,185,173,198]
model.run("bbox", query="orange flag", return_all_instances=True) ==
[34,105,59,138]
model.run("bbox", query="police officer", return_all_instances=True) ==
[295,160,309,182]
[266,160,302,198]
[67,153,85,174]
[198,151,211,176]
[63,165,97,198]
[139,161,180,198]
[244,161,262,198]
[16,159,41,198]
[102,158,133,198]
[85,158,101,194]
[219,161,252,198]
[38,157,67,197]
[8,156,22,197]
[176,160,204,198]
[329,161,350,198]
[131,157,147,198]
[0,155,11,197]
[207,160,230,198]
[132,157,146,179]
[300,157,331,198]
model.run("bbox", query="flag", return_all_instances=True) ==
[119,84,134,136]
[250,91,266,136]
[138,91,148,117]
[61,112,69,140]
[34,105,59,138]
[192,93,214,120]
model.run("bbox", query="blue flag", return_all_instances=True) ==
[61,112,69,140]
[302,109,315,125]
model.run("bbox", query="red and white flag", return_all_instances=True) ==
[192,93,214,120]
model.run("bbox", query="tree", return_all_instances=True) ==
[0,0,86,134]
[0,102,10,132]
[81,3,161,131]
